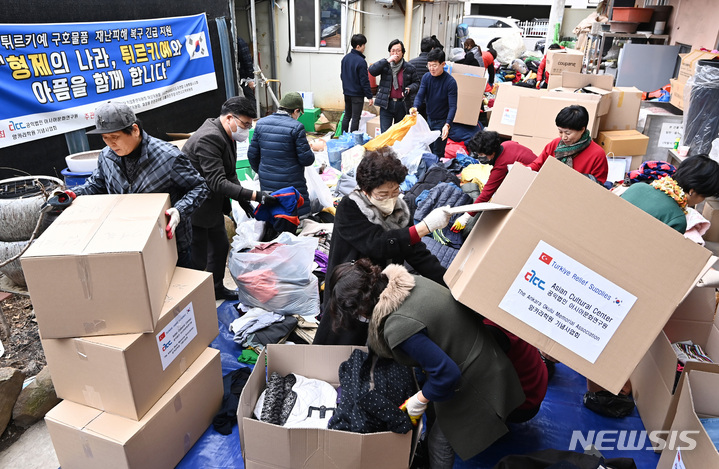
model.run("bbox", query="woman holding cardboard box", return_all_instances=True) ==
[325,258,525,468]
[526,105,608,185]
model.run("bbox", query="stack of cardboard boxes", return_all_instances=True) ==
[488,69,645,174]
[671,50,719,111]
[20,193,222,469]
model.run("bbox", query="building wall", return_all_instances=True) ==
[268,0,460,111]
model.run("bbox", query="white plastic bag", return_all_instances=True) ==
[492,31,525,65]
[391,114,439,155]
[231,219,265,252]
[305,166,334,209]
[229,232,320,317]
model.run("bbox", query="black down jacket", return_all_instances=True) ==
[368,59,420,110]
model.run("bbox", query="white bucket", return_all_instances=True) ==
[65,150,101,173]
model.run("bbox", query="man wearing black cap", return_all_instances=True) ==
[74,101,209,268]
[247,92,315,229]
[184,96,279,300]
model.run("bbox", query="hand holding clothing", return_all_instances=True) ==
[400,392,428,426]
[259,191,280,207]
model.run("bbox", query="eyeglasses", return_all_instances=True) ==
[371,186,400,201]
[233,115,253,130]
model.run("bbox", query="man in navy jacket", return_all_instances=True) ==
[410,48,458,159]
[340,34,373,133]
[248,92,315,224]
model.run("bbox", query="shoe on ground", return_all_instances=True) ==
[215,287,238,301]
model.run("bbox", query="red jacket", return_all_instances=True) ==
[475,141,537,204]
[528,138,608,184]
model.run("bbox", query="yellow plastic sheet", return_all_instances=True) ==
[363,114,417,151]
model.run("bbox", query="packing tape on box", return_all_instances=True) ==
[174,394,182,412]
[82,385,104,410]
[616,91,624,108]
[179,356,188,374]
[156,216,166,239]
[184,433,192,453]
[74,341,88,360]
[81,435,94,458]
[76,257,93,299]
[82,319,107,335]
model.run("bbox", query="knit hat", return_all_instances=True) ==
[87,101,136,134]
[279,92,304,114]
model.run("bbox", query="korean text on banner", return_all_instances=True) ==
[0,13,217,148]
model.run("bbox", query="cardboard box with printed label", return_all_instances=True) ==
[511,135,552,156]
[444,158,713,394]
[546,49,584,76]
[238,344,418,469]
[21,194,177,339]
[41,267,218,420]
[366,115,381,138]
[678,50,719,82]
[487,83,547,137]
[631,287,718,444]
[447,62,487,126]
[513,94,603,139]
[702,199,719,242]
[657,369,719,468]
[599,87,643,132]
[596,130,650,156]
[670,79,686,111]
[548,72,614,117]
[45,347,222,469]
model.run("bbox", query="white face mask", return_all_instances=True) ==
[232,125,249,142]
[370,196,398,216]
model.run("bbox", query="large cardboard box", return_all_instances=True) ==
[631,287,718,442]
[511,135,552,156]
[599,87,643,132]
[678,50,719,82]
[596,130,650,156]
[487,83,546,136]
[702,199,719,242]
[42,267,219,420]
[444,158,714,394]
[548,72,613,116]
[21,194,176,339]
[45,347,222,469]
[513,94,603,139]
[657,370,719,468]
[447,62,487,126]
[670,78,686,111]
[545,49,584,76]
[238,344,417,469]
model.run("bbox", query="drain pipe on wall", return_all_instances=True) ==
[403,0,414,55]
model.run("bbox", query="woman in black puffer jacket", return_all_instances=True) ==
[369,39,421,133]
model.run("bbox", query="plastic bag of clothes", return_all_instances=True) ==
[364,114,417,151]
[492,32,526,65]
[391,114,440,174]
[304,166,334,209]
[683,61,719,154]
[229,232,320,316]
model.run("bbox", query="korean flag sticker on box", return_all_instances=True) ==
[498,240,637,363]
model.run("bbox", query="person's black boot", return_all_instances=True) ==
[215,286,238,301]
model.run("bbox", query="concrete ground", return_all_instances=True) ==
[0,421,58,469]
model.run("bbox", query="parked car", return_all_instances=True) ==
[462,15,523,50]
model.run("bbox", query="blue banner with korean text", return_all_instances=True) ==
[0,13,217,148]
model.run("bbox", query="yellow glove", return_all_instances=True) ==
[399,392,428,426]
[450,213,472,233]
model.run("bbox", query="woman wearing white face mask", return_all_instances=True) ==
[314,146,451,345]
[185,97,279,301]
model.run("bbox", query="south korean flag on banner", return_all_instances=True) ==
[186,32,209,59]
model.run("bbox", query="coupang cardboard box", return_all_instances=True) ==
[444,158,714,394]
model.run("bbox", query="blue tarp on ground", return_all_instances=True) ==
[177,301,660,469]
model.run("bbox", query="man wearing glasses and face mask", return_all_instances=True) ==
[185,97,279,301]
